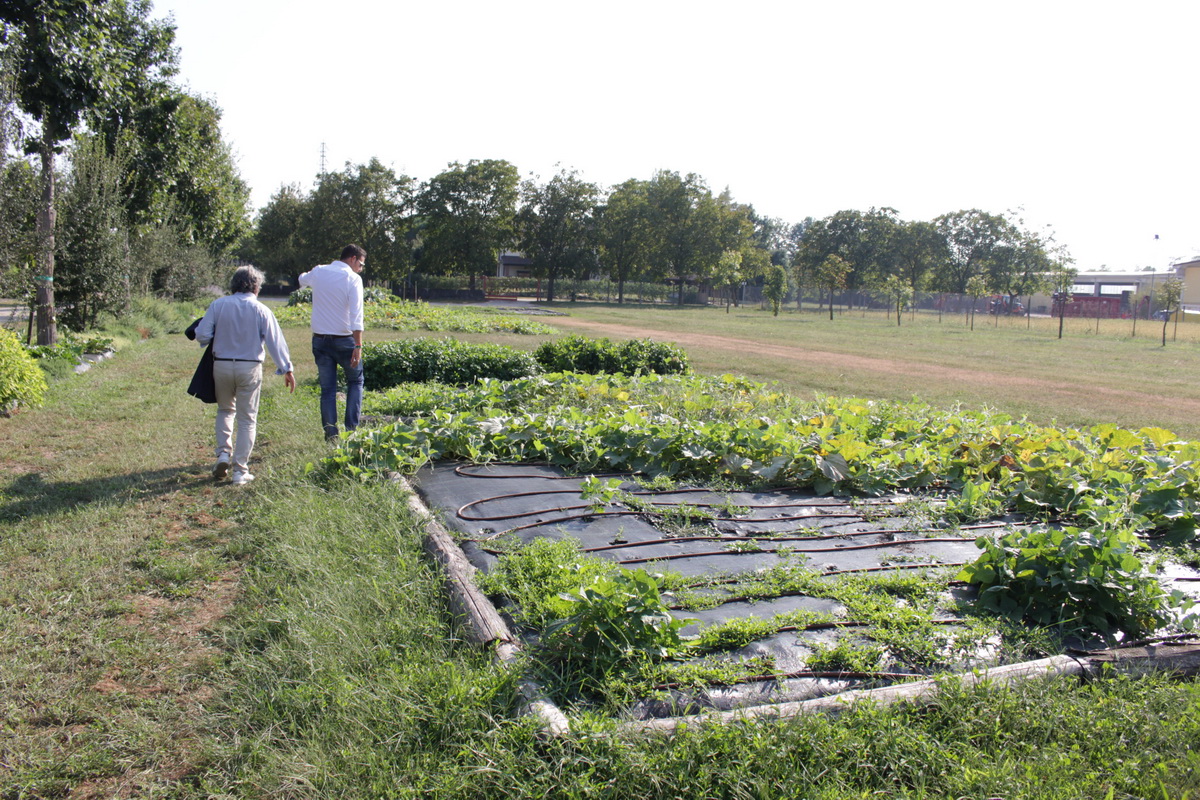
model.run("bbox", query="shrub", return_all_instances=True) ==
[361,337,542,388]
[0,328,48,413]
[287,286,312,306]
[363,286,392,304]
[536,569,692,698]
[534,334,690,375]
[957,525,1190,637]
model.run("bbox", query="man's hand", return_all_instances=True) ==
[284,371,296,393]
[350,348,361,368]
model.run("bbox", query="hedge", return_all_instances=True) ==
[534,334,690,376]
[362,338,542,388]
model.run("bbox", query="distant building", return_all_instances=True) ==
[1028,270,1176,317]
[1175,258,1200,314]
[497,252,532,278]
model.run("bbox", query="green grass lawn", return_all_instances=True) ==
[1,315,1199,799]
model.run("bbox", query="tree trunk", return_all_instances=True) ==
[36,139,58,346]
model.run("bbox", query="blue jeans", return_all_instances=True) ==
[312,335,363,439]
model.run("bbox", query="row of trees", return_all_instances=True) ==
[250,160,788,304]
[794,208,1074,323]
[1,0,251,342]
[251,159,1071,319]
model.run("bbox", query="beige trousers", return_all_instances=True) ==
[213,360,262,474]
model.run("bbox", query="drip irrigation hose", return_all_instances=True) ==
[613,537,975,566]
[578,523,1006,554]
[457,489,906,522]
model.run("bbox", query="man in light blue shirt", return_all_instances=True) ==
[298,244,365,441]
[196,266,295,485]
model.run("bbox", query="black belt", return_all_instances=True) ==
[312,332,351,339]
[214,357,262,362]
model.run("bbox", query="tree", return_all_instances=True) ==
[988,215,1055,322]
[1158,277,1183,347]
[597,178,651,304]
[0,158,38,307]
[248,184,309,285]
[99,91,251,259]
[891,220,945,311]
[813,254,851,320]
[416,159,519,289]
[1049,263,1078,340]
[644,171,750,306]
[1,0,177,344]
[54,133,130,329]
[304,159,415,284]
[794,208,899,311]
[517,167,599,303]
[0,57,38,308]
[713,250,743,313]
[878,274,913,327]
[932,209,1008,295]
[964,274,989,331]
[786,218,814,309]
[763,263,788,317]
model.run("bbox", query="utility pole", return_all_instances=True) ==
[319,142,327,176]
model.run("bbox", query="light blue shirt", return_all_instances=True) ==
[196,292,293,375]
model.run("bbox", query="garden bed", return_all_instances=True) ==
[409,461,1200,723]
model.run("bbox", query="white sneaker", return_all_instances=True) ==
[230,471,255,485]
[213,454,230,479]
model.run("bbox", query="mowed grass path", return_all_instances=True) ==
[2,318,1200,798]
[530,302,1200,440]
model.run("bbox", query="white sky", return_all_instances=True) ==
[151,0,1200,271]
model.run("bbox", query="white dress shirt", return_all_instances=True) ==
[298,260,365,336]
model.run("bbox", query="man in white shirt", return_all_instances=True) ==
[298,244,366,441]
[196,265,295,485]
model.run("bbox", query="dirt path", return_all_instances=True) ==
[547,315,1200,417]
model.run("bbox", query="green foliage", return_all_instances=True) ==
[55,133,131,330]
[286,286,312,306]
[361,337,541,389]
[958,525,1191,637]
[518,168,600,302]
[537,568,691,698]
[534,334,690,375]
[763,263,788,316]
[25,331,113,361]
[273,297,552,335]
[0,327,48,412]
[475,537,615,628]
[417,159,519,277]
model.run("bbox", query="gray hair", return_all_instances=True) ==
[230,265,265,294]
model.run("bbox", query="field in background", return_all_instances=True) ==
[516,302,1200,441]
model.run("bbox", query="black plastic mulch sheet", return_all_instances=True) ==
[411,461,1025,716]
